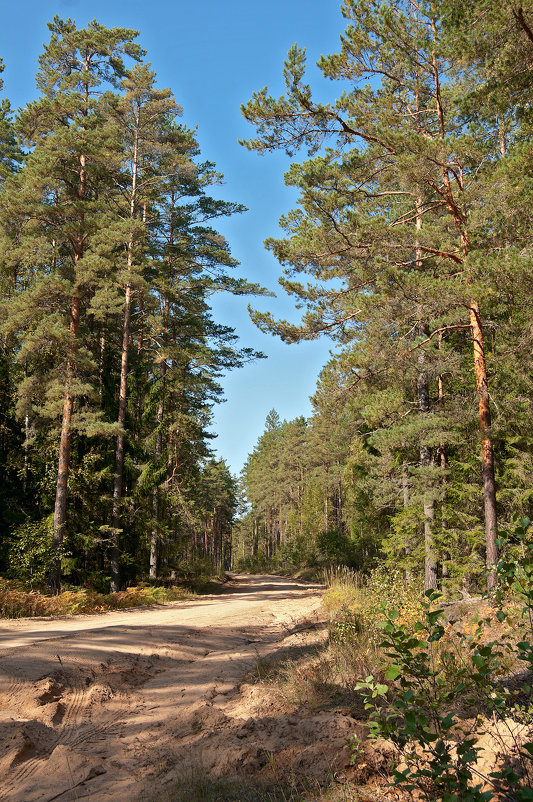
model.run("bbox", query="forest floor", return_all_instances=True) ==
[0,574,387,802]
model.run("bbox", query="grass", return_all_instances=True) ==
[161,772,309,801]
[151,767,386,802]
[0,579,192,618]
[149,564,533,802]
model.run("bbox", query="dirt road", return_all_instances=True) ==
[0,575,325,801]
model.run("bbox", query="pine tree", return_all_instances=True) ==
[240,0,524,589]
[107,65,183,590]
[1,18,143,588]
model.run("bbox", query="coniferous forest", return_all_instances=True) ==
[1,0,532,599]
[0,18,263,593]
[234,0,533,596]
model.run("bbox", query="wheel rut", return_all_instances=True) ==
[0,574,323,801]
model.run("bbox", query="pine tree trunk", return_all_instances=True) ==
[470,300,498,590]
[438,333,450,579]
[150,478,159,579]
[418,365,437,591]
[402,441,411,576]
[51,136,87,592]
[111,117,140,592]
[430,40,499,589]
[111,282,132,591]
[149,355,166,579]
[23,414,29,494]
[150,197,171,578]
[51,292,80,591]
[324,463,329,531]
[253,517,258,556]
[415,195,437,591]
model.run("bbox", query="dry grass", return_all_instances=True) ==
[0,579,191,618]
[160,770,314,801]
[157,766,388,802]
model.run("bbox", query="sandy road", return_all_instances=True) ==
[0,575,324,801]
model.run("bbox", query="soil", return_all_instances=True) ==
[0,574,370,801]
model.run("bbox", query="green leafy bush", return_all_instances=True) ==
[355,517,533,801]
[8,515,57,587]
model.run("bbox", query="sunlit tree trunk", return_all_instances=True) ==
[470,301,498,590]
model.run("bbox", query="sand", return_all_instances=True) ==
[0,574,331,801]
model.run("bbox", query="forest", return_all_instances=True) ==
[235,0,533,597]
[1,2,533,800]
[0,17,263,594]
[0,0,532,602]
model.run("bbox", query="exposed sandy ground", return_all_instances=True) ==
[0,574,353,802]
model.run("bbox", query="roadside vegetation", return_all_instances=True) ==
[235,521,533,801]
[0,559,230,618]
[0,579,195,618]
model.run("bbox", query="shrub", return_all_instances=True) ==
[8,515,57,587]
[355,517,533,801]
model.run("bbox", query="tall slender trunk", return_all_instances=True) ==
[299,466,303,537]
[149,433,161,579]
[418,359,437,590]
[134,205,147,435]
[23,361,30,495]
[470,301,498,589]
[23,414,29,494]
[438,333,450,579]
[51,145,86,590]
[150,315,167,579]
[253,516,258,556]
[401,440,411,576]
[336,457,343,530]
[150,194,172,578]
[324,463,329,530]
[431,31,498,588]
[415,196,437,591]
[111,114,140,592]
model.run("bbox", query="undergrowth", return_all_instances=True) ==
[155,765,385,802]
[160,771,314,802]
[246,523,533,800]
[354,517,533,801]
[0,580,191,618]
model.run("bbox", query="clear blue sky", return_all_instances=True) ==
[0,0,345,476]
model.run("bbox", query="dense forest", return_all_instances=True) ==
[1,0,533,598]
[234,0,533,594]
[0,18,262,592]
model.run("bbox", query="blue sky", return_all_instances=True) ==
[0,0,345,476]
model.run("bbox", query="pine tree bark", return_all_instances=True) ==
[418,361,437,591]
[51,291,80,591]
[110,283,132,591]
[401,440,411,576]
[51,149,86,590]
[431,33,498,588]
[253,516,258,556]
[150,201,171,579]
[150,346,166,579]
[415,197,437,591]
[470,300,498,590]
[438,333,450,579]
[111,113,140,592]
